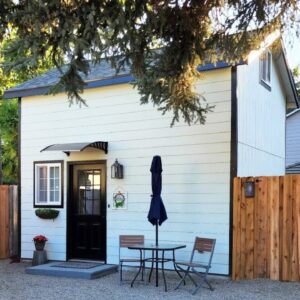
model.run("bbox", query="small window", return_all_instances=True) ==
[34,161,63,207]
[260,50,272,90]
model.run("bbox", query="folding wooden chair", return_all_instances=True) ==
[119,235,145,285]
[175,237,216,295]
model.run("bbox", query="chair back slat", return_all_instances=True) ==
[194,237,216,253]
[119,235,144,248]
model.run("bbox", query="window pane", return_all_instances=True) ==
[38,166,47,179]
[55,166,59,178]
[93,187,100,215]
[50,190,55,202]
[55,179,59,190]
[93,171,100,185]
[37,166,48,203]
[263,59,267,81]
[55,191,59,202]
[50,178,55,190]
[39,190,47,202]
[267,52,271,82]
[50,166,54,178]
[77,170,101,215]
[39,178,47,190]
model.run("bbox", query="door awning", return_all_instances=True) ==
[41,141,108,156]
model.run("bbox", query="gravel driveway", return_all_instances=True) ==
[0,259,300,300]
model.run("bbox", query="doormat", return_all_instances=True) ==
[51,262,103,269]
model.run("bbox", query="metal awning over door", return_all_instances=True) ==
[41,141,108,156]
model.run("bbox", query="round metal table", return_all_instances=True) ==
[128,243,186,291]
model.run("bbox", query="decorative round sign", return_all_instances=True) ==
[113,191,126,208]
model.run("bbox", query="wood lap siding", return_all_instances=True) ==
[286,113,300,167]
[20,68,231,274]
[233,176,300,281]
[237,55,286,177]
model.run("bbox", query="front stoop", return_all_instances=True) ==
[25,262,118,279]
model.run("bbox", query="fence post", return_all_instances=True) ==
[0,185,9,258]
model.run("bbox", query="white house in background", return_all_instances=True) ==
[4,36,298,275]
[286,109,300,173]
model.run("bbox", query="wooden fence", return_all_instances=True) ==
[232,175,300,281]
[0,185,18,259]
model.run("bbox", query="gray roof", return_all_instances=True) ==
[3,42,299,107]
[3,60,230,99]
[8,60,130,93]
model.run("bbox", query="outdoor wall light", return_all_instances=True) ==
[111,159,124,179]
[244,181,255,198]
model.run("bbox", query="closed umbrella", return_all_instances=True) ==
[147,155,167,287]
[148,155,167,244]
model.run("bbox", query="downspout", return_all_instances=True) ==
[17,97,21,258]
[229,66,238,276]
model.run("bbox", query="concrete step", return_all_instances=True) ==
[26,262,118,279]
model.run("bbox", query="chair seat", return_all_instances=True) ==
[175,261,208,269]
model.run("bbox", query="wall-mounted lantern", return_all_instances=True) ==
[244,181,255,198]
[111,159,124,179]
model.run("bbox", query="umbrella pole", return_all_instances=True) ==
[156,220,158,287]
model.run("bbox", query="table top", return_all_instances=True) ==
[128,243,186,251]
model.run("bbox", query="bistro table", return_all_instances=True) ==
[128,243,186,291]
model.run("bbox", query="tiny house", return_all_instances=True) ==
[4,36,298,275]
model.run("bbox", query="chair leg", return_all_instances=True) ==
[141,260,145,281]
[192,284,202,295]
[119,262,123,285]
[204,277,214,291]
[175,266,190,290]
[192,267,214,293]
[186,270,198,287]
[203,268,214,291]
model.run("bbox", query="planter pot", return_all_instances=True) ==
[35,208,59,220]
[34,241,46,251]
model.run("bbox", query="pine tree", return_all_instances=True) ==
[0,1,299,125]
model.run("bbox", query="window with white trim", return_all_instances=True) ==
[260,50,272,89]
[34,162,63,207]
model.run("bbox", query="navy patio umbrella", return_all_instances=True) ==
[147,155,167,246]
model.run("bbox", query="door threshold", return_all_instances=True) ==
[68,258,106,264]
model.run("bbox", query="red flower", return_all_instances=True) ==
[33,235,48,242]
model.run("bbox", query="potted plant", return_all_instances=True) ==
[35,208,59,220]
[33,235,48,251]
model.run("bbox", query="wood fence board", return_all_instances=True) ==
[240,178,247,278]
[297,176,300,280]
[282,176,293,281]
[291,175,299,281]
[269,176,280,280]
[232,178,241,280]
[254,177,268,278]
[279,176,284,281]
[245,178,254,279]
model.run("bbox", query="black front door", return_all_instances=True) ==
[69,163,106,260]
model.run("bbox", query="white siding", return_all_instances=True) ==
[237,55,286,176]
[21,68,231,274]
[286,112,300,167]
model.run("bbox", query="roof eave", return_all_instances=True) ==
[279,40,299,108]
[3,63,235,99]
[3,74,135,99]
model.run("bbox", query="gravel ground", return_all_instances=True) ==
[0,259,300,300]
